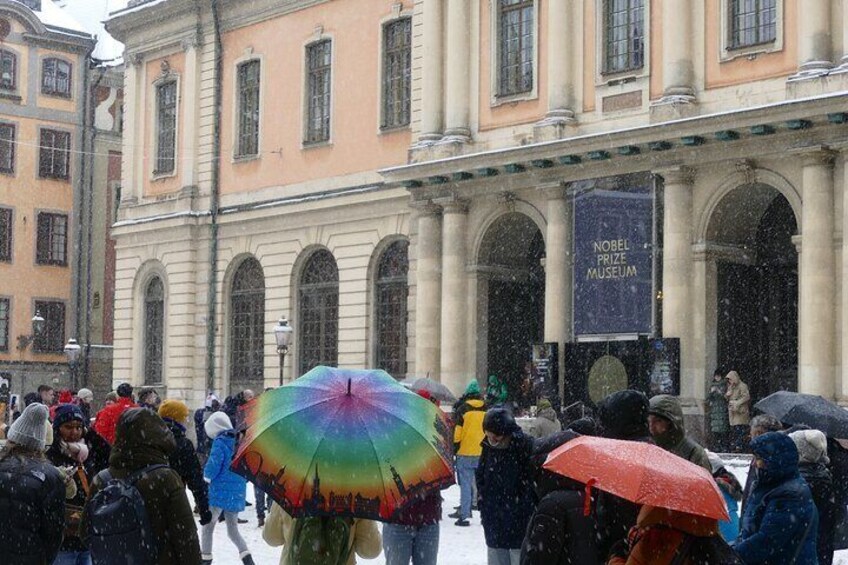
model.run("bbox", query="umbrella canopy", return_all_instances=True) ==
[543,436,729,521]
[404,377,457,404]
[231,366,455,522]
[754,391,848,438]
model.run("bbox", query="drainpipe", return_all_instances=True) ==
[207,0,223,395]
[74,49,93,372]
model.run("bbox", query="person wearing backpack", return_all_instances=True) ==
[80,407,201,565]
[202,411,254,565]
[262,501,383,564]
[0,403,67,565]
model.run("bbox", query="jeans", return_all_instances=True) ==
[456,455,479,519]
[53,551,91,565]
[254,484,267,519]
[382,523,440,565]
[487,547,520,565]
[200,507,249,559]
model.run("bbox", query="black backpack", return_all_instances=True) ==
[86,464,168,565]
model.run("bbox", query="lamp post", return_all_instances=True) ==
[64,338,81,390]
[274,317,293,386]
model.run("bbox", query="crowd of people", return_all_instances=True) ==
[0,378,846,565]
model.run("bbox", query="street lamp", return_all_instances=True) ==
[64,338,81,390]
[274,317,293,386]
[16,311,46,351]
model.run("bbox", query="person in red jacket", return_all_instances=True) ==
[93,383,137,444]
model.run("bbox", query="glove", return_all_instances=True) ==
[199,508,213,526]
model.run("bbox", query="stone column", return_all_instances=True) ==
[539,0,575,129]
[543,184,572,401]
[795,0,833,76]
[413,203,442,379]
[121,56,139,203]
[180,39,199,188]
[839,148,848,400]
[439,197,469,394]
[836,6,848,72]
[443,0,471,141]
[800,149,836,398]
[660,167,695,395]
[420,0,444,142]
[660,0,695,101]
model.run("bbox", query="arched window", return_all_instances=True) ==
[143,277,164,385]
[42,58,72,97]
[230,258,265,393]
[375,241,409,377]
[299,250,338,374]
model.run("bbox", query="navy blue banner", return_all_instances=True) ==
[573,180,654,336]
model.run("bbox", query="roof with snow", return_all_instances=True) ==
[53,0,126,64]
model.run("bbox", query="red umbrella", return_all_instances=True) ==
[543,435,729,521]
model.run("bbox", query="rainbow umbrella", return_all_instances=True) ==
[231,366,455,522]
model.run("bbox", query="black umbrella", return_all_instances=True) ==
[754,391,848,438]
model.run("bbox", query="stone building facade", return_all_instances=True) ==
[107,0,848,418]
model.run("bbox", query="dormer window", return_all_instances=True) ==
[42,58,72,98]
[0,50,16,91]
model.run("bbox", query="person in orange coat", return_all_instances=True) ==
[93,383,137,444]
[607,505,719,565]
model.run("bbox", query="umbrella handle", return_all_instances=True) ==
[583,478,597,517]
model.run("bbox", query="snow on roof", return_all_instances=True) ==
[54,0,125,64]
[30,0,89,36]
[108,0,168,18]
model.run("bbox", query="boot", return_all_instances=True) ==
[240,552,255,565]
[257,516,265,528]
[201,554,212,565]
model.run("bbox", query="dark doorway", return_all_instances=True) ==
[715,192,798,402]
[480,214,545,396]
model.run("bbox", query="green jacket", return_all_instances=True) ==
[81,408,201,565]
[649,395,711,471]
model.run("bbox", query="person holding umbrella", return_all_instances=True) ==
[648,394,711,471]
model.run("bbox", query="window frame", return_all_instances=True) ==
[0,49,17,92]
[493,0,537,100]
[720,0,783,61]
[0,207,11,263]
[33,300,65,354]
[35,211,68,267]
[143,276,165,386]
[298,249,339,375]
[153,79,178,176]
[0,297,9,353]
[38,128,70,180]
[229,258,266,394]
[41,57,73,98]
[303,38,333,146]
[0,122,15,175]
[234,58,262,160]
[380,17,412,130]
[600,0,646,76]
[373,240,409,379]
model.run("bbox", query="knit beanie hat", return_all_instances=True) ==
[159,399,190,423]
[204,411,233,440]
[789,429,830,465]
[53,403,85,431]
[537,398,553,411]
[464,380,481,396]
[7,403,49,451]
[76,388,94,402]
[205,393,220,409]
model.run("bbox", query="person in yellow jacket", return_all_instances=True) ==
[450,380,487,527]
[262,502,382,565]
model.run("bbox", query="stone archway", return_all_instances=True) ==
[706,184,799,400]
[476,212,545,396]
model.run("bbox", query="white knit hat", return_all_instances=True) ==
[76,388,94,402]
[204,411,233,440]
[7,403,49,451]
[789,429,830,465]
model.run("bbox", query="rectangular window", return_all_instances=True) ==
[382,19,412,129]
[0,123,14,174]
[36,212,67,266]
[0,50,17,91]
[729,0,777,48]
[603,0,645,74]
[155,81,177,174]
[236,60,261,157]
[0,208,10,263]
[499,0,534,96]
[38,129,70,179]
[41,58,72,97]
[305,40,332,144]
[0,298,9,352]
[34,301,64,353]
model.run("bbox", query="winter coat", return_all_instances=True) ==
[735,432,818,565]
[486,375,509,406]
[45,427,111,552]
[648,395,711,471]
[93,396,137,444]
[0,451,66,565]
[595,390,653,561]
[454,398,486,456]
[799,462,838,565]
[476,429,535,549]
[204,429,246,512]
[725,372,751,427]
[713,468,743,542]
[193,407,212,455]
[81,407,202,565]
[708,379,730,434]
[532,407,563,438]
[607,505,720,565]
[163,418,210,517]
[827,438,848,550]
[522,431,597,565]
[263,502,382,565]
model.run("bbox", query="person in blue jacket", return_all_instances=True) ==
[201,411,253,565]
[734,431,819,565]
[707,450,742,542]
